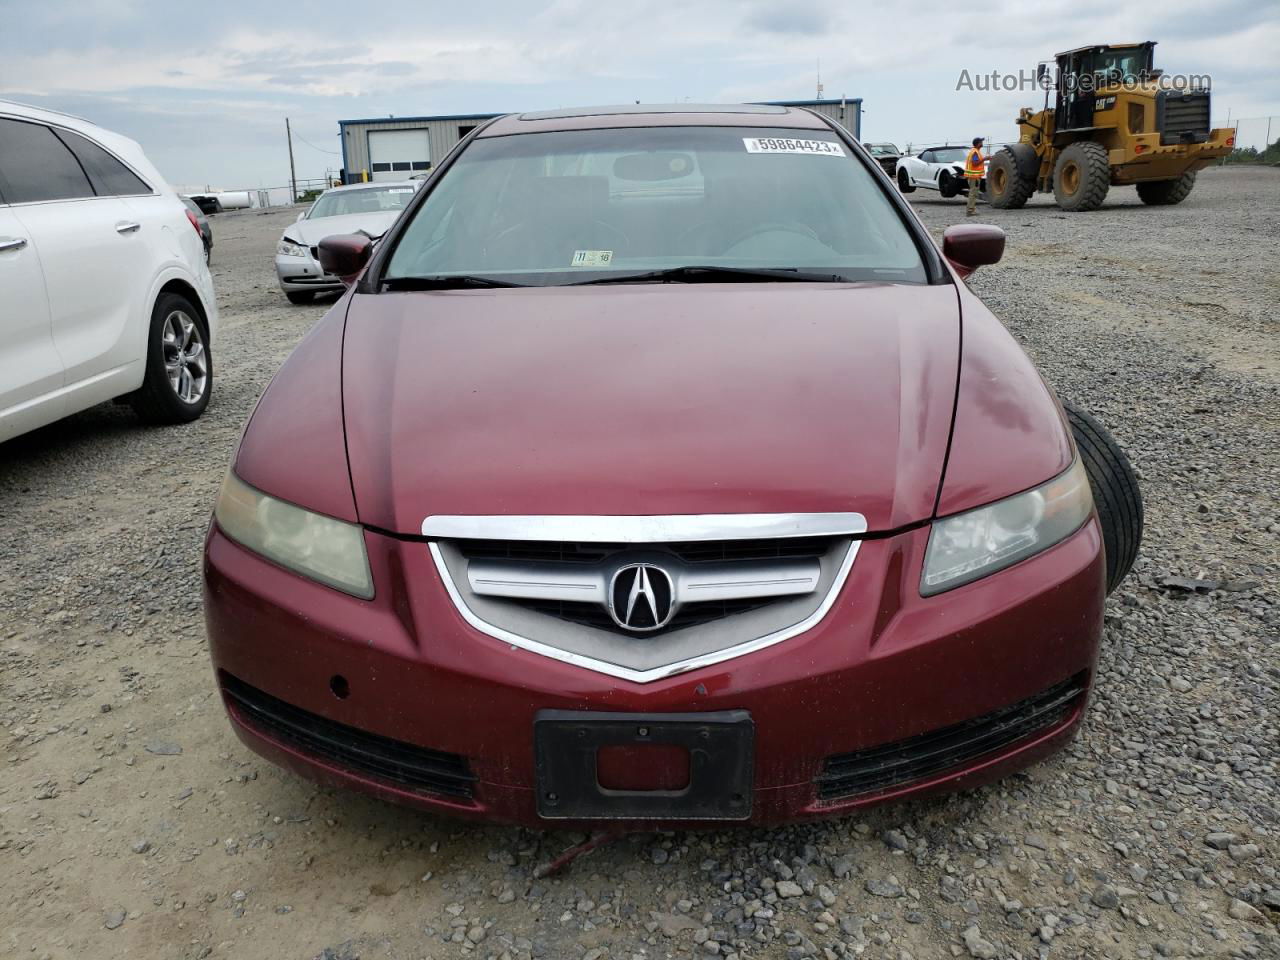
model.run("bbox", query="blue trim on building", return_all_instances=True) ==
[757,98,863,107]
[338,112,503,127]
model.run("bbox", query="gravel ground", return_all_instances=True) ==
[1,166,1277,960]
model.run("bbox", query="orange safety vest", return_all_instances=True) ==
[964,148,985,179]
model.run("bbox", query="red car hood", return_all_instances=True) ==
[341,283,961,534]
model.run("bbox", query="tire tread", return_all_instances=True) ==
[1054,142,1111,212]
[1063,402,1143,594]
[128,291,211,425]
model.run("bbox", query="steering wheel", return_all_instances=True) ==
[677,220,820,257]
[722,221,820,249]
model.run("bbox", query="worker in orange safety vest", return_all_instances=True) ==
[965,137,985,216]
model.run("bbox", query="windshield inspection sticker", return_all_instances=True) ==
[571,249,613,267]
[743,137,845,157]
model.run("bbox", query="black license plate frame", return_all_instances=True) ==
[534,709,754,821]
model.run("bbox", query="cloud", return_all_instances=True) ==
[745,3,831,36]
[2,0,1276,184]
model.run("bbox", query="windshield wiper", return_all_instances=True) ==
[382,275,527,290]
[572,265,848,285]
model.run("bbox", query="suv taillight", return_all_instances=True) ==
[185,209,202,236]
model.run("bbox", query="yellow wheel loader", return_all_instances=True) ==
[987,42,1235,212]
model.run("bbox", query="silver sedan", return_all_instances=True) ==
[275,181,421,303]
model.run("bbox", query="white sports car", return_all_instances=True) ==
[894,146,986,198]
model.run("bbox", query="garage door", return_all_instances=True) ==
[367,129,430,181]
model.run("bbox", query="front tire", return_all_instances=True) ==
[285,290,315,305]
[1136,172,1196,205]
[1053,142,1110,212]
[938,170,959,199]
[1063,402,1143,595]
[129,291,212,424]
[987,144,1037,209]
[897,169,916,193]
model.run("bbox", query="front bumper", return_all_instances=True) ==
[275,252,344,294]
[203,518,1105,828]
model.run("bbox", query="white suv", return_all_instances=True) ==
[0,100,218,442]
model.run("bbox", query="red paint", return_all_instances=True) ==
[318,233,373,285]
[340,283,960,533]
[204,516,1104,827]
[203,106,1105,828]
[937,286,1075,517]
[942,224,1006,279]
[234,303,359,522]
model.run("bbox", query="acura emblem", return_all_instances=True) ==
[609,563,676,631]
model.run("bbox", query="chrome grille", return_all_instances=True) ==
[523,596,770,635]
[424,513,868,683]
[459,539,830,638]
[454,536,835,565]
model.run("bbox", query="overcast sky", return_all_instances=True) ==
[2,0,1277,189]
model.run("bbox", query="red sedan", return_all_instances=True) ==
[203,104,1142,828]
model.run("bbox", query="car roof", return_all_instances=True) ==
[323,181,419,194]
[480,103,830,137]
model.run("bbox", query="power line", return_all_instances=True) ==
[293,132,341,156]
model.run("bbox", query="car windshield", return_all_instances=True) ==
[308,185,416,219]
[384,126,927,286]
[930,148,969,163]
[865,143,899,156]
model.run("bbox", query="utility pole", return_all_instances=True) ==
[285,117,298,204]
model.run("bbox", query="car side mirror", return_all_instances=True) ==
[318,234,373,285]
[942,224,1005,278]
[296,211,306,222]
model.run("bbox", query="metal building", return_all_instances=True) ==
[339,112,501,182]
[338,99,862,184]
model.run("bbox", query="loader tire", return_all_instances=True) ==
[1136,172,1196,205]
[1063,402,1143,595]
[1053,141,1110,212]
[987,144,1037,209]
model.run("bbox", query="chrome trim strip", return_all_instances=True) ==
[467,556,821,608]
[468,560,605,603]
[429,539,862,684]
[422,512,867,543]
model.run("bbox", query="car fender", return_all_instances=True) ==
[936,281,1074,516]
[140,261,216,343]
[130,261,218,375]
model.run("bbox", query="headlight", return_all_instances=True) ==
[213,471,373,599]
[921,457,1093,596]
[277,238,308,258]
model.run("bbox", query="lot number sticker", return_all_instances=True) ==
[571,249,613,267]
[743,137,845,157]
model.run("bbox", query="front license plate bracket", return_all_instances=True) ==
[534,709,754,820]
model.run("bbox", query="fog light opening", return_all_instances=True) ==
[329,675,350,700]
